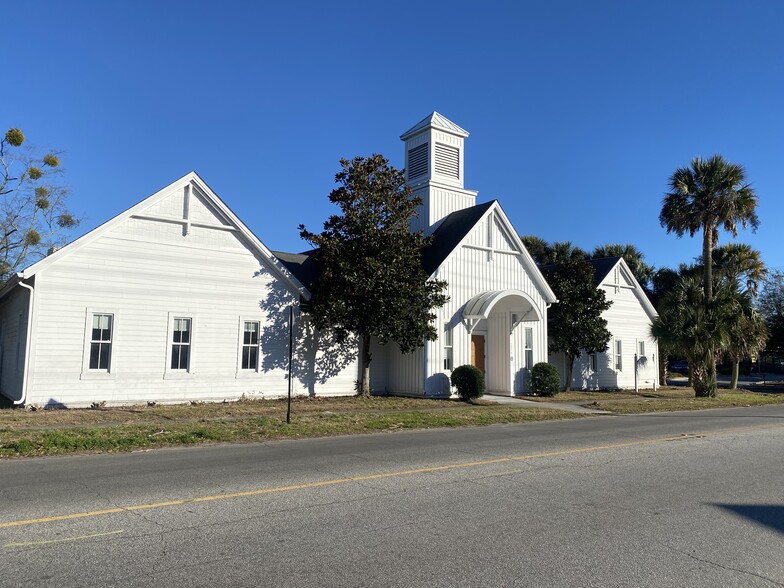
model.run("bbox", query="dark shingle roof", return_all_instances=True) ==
[272,250,320,291]
[586,256,622,286]
[274,201,497,289]
[421,200,496,275]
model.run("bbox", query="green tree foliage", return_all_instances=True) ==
[757,270,784,360]
[659,155,759,396]
[544,258,612,391]
[591,243,655,290]
[299,155,449,396]
[652,274,753,397]
[520,235,587,266]
[710,243,767,297]
[0,128,79,280]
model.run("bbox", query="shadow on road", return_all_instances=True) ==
[711,504,784,535]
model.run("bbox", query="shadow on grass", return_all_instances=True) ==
[712,504,784,535]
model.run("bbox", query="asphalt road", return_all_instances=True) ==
[1,406,783,587]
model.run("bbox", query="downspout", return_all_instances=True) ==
[16,278,35,406]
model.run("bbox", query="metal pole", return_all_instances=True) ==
[287,304,294,424]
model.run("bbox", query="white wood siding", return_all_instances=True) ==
[551,274,658,391]
[23,187,357,407]
[422,208,549,396]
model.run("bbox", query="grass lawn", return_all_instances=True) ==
[3,386,783,459]
[523,386,784,413]
[0,396,581,458]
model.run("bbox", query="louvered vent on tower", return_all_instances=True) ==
[435,143,459,179]
[407,143,428,179]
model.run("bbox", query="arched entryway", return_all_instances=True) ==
[463,289,543,395]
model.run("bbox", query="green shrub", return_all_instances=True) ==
[450,365,485,401]
[530,362,560,396]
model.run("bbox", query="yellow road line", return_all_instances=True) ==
[4,529,124,548]
[0,423,779,530]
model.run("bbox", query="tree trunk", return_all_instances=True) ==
[703,226,714,302]
[359,333,372,396]
[564,354,575,391]
[730,360,740,390]
[659,354,667,386]
[701,225,717,397]
[695,349,718,398]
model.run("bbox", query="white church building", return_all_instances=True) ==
[0,113,655,407]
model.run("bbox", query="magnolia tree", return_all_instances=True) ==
[299,154,449,395]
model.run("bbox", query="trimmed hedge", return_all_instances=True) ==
[530,362,560,396]
[451,365,485,401]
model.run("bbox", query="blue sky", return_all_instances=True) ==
[5,1,783,273]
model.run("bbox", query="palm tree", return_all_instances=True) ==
[550,241,588,264]
[659,155,759,395]
[724,290,768,389]
[652,274,740,397]
[520,235,551,266]
[710,244,767,385]
[711,243,767,297]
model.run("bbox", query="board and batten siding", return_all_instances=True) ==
[550,268,658,390]
[22,186,357,407]
[385,207,550,397]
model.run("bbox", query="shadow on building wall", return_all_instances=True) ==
[258,272,356,396]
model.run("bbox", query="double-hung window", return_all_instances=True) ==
[524,327,533,368]
[242,321,260,370]
[89,314,113,371]
[614,340,623,371]
[589,352,597,372]
[171,317,191,370]
[638,340,646,357]
[443,323,453,371]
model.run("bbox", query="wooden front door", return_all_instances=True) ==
[471,335,486,374]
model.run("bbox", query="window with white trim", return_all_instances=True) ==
[89,313,113,371]
[614,339,623,371]
[589,352,597,372]
[638,340,646,357]
[524,327,533,368]
[443,323,453,371]
[171,317,192,370]
[242,321,260,370]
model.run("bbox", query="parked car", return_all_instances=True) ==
[668,360,689,375]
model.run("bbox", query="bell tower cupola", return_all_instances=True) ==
[400,112,478,232]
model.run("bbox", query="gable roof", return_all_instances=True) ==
[422,201,495,275]
[9,172,310,301]
[588,256,658,320]
[586,256,622,286]
[400,112,470,140]
[423,201,557,304]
